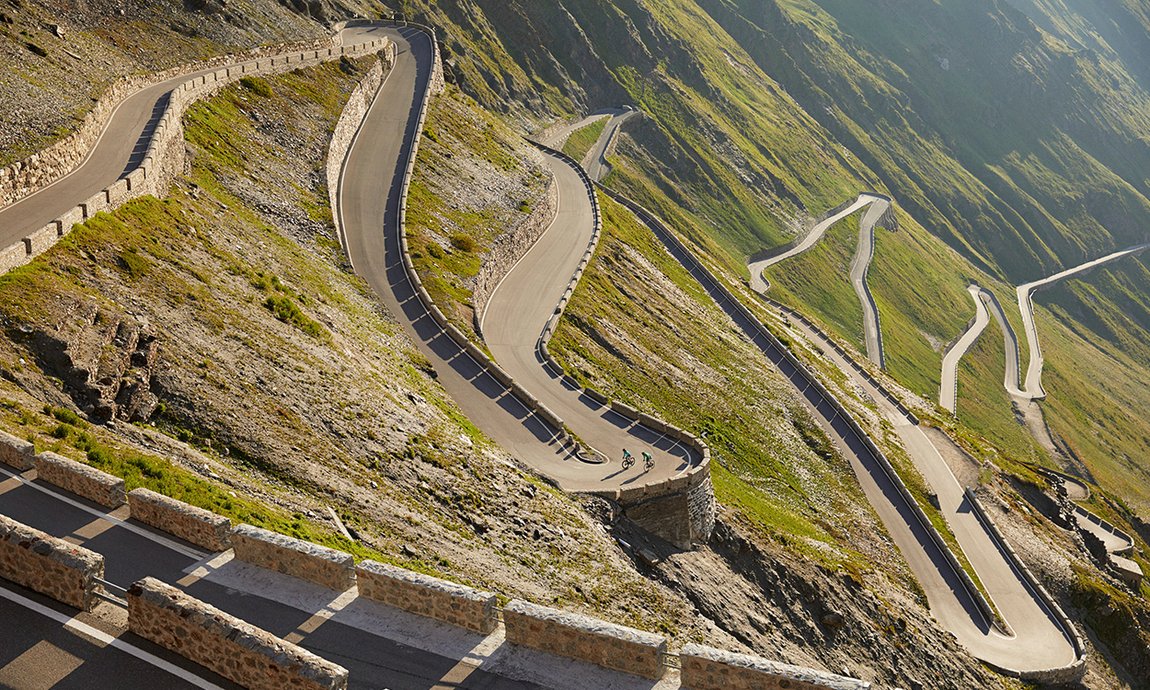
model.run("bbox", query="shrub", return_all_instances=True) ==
[239,76,273,98]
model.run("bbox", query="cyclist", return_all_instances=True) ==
[642,451,654,470]
[622,449,634,469]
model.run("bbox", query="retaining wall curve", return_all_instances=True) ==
[0,30,392,276]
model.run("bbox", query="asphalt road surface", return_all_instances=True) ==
[747,193,889,368]
[605,187,1078,674]
[0,463,549,690]
[0,26,391,241]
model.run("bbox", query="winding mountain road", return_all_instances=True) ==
[747,193,890,367]
[339,36,698,491]
[939,285,1022,413]
[578,110,1079,675]
[0,26,390,245]
[941,242,1149,413]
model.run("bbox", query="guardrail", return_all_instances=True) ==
[598,183,1003,632]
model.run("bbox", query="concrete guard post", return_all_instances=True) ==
[230,523,356,591]
[503,599,668,679]
[0,514,104,611]
[128,577,348,690]
[356,560,498,633]
[680,644,871,690]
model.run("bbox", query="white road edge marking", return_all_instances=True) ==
[0,585,226,690]
[0,465,208,561]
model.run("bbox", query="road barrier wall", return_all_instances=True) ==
[356,560,498,633]
[963,488,1086,682]
[503,599,668,679]
[34,451,125,508]
[326,46,396,259]
[128,576,348,690]
[0,513,104,611]
[0,430,35,470]
[599,184,1009,632]
[473,178,559,331]
[679,643,870,690]
[0,30,391,277]
[128,488,231,552]
[231,523,356,591]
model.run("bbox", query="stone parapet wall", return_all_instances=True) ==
[231,523,355,591]
[127,488,232,552]
[0,429,35,470]
[128,577,348,690]
[325,45,397,257]
[503,599,667,679]
[0,32,391,277]
[680,644,870,690]
[34,451,125,508]
[472,176,558,328]
[0,514,104,611]
[356,560,497,633]
[0,34,342,209]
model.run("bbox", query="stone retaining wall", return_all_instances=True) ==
[0,32,391,277]
[0,514,104,610]
[502,599,667,679]
[0,429,35,470]
[128,576,348,690]
[325,51,392,257]
[34,451,125,508]
[0,32,347,208]
[472,176,559,329]
[356,560,497,633]
[231,523,355,591]
[127,488,231,552]
[679,644,870,690]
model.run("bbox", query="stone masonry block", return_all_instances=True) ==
[80,190,109,219]
[231,523,355,591]
[105,178,131,207]
[128,488,231,552]
[23,223,60,256]
[0,430,35,470]
[356,560,497,633]
[34,451,126,508]
[679,644,870,690]
[56,206,85,237]
[503,599,667,679]
[128,577,348,690]
[0,241,28,274]
[0,514,104,611]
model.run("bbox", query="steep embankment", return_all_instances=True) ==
[0,56,709,642]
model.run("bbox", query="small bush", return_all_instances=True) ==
[239,76,273,98]
[518,199,531,213]
[263,295,327,339]
[449,233,477,252]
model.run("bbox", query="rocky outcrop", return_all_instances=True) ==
[13,304,161,424]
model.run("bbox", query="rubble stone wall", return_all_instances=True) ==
[0,513,104,611]
[128,576,348,690]
[127,488,231,552]
[356,560,497,633]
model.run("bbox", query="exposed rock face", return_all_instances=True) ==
[9,301,160,423]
